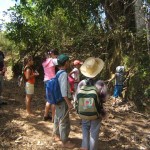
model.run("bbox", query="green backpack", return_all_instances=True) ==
[76,85,101,120]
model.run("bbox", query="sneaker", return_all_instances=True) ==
[43,115,52,121]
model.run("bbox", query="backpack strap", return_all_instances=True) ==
[85,78,96,86]
[56,70,66,78]
[24,66,32,72]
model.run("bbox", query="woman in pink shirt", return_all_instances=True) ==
[42,49,59,122]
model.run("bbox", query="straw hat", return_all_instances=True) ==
[80,57,104,78]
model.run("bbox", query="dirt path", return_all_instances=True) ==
[0,79,149,150]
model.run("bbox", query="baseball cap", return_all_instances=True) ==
[57,54,69,65]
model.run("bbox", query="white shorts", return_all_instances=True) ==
[25,82,34,95]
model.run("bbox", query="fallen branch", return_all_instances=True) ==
[0,131,5,137]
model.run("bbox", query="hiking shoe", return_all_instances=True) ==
[43,115,52,121]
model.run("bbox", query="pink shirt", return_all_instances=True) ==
[42,58,58,81]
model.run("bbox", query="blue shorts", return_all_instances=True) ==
[113,85,123,98]
[45,80,55,104]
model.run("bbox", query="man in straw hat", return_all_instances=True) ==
[76,57,108,150]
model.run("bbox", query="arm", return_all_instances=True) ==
[59,72,73,110]
[52,58,58,66]
[25,69,33,80]
[64,97,73,110]
[25,68,39,80]
[69,70,75,76]
[107,73,115,82]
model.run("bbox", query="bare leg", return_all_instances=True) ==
[44,102,51,117]
[26,94,33,115]
[51,104,55,122]
[112,97,117,106]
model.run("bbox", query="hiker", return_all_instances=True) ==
[42,49,59,122]
[0,51,7,105]
[24,56,39,115]
[107,66,125,106]
[76,57,107,150]
[69,60,83,102]
[53,54,75,148]
[0,51,7,106]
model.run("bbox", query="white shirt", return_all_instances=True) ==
[71,67,80,82]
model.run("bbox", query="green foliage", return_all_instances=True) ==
[2,0,150,112]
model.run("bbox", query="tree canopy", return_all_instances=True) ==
[0,0,150,111]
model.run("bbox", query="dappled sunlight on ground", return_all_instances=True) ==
[0,79,149,150]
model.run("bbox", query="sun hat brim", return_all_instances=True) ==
[80,57,104,78]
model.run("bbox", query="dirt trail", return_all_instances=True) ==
[0,78,149,150]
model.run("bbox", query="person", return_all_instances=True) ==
[107,66,125,106]
[53,54,75,148]
[69,60,83,102]
[24,56,39,115]
[0,50,7,106]
[42,49,59,122]
[75,57,107,150]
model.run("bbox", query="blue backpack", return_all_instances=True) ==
[46,70,65,104]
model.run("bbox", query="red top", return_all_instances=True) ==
[24,67,35,84]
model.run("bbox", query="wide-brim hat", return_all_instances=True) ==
[80,57,104,78]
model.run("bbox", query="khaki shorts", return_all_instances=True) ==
[25,82,34,95]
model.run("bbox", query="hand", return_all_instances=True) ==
[34,71,39,76]
[104,80,109,83]
[104,80,110,86]
[68,102,73,110]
